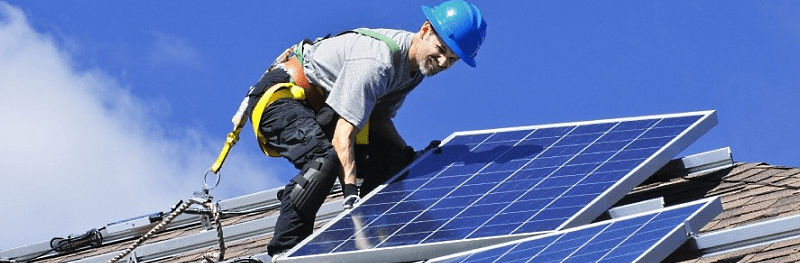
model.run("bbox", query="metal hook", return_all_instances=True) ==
[204,170,221,191]
[195,170,220,200]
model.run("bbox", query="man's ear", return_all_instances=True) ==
[420,21,433,37]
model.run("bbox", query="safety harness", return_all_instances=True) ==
[251,83,307,157]
[250,29,401,156]
[209,29,400,174]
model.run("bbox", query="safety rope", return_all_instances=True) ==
[201,201,226,263]
[103,100,254,263]
[105,198,225,263]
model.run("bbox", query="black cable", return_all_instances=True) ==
[183,205,278,217]
[22,248,56,262]
[4,228,104,262]
[50,228,104,252]
[232,259,263,263]
[219,206,277,216]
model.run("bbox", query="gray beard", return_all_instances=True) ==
[420,59,440,76]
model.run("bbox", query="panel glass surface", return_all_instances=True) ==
[292,114,706,257]
[435,203,704,263]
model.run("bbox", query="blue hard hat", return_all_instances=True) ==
[422,0,487,67]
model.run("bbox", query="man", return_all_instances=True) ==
[231,0,487,259]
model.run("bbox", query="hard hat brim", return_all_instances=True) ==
[422,5,477,67]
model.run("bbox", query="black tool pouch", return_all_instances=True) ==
[315,105,339,140]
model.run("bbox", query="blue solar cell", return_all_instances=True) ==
[499,235,561,262]
[447,133,492,145]
[613,119,659,131]
[467,224,517,239]
[530,126,573,138]
[436,195,481,208]
[435,203,705,263]
[654,116,701,127]
[289,112,714,257]
[567,152,618,165]
[595,159,642,172]
[518,137,561,150]
[477,191,526,205]
[486,130,533,142]
[583,141,628,154]
[526,156,571,169]
[483,160,525,173]
[557,133,604,146]
[614,148,660,161]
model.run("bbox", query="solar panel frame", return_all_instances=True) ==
[428,197,723,263]
[555,111,717,230]
[280,110,718,263]
[434,110,717,233]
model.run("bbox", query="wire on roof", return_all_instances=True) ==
[0,228,105,263]
[51,228,104,252]
[183,205,279,217]
[231,259,263,263]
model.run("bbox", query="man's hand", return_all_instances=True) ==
[232,113,247,130]
[343,195,360,209]
[232,96,251,129]
[416,140,441,158]
[343,184,360,209]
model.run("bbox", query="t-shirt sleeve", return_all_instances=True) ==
[325,58,391,129]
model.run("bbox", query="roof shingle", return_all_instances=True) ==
[8,160,800,263]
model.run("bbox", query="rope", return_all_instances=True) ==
[105,199,226,263]
[204,201,225,262]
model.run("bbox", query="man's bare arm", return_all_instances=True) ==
[332,117,360,185]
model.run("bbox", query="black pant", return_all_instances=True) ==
[264,99,337,256]
[254,69,337,256]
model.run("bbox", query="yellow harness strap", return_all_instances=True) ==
[356,122,370,145]
[210,83,306,173]
[251,83,306,157]
[210,128,241,174]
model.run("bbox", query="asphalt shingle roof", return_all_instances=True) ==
[8,161,800,263]
[624,162,800,263]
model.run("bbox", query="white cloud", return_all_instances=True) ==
[148,31,203,68]
[0,2,281,250]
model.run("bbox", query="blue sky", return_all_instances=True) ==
[2,0,799,250]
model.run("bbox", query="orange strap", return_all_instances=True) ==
[284,55,326,112]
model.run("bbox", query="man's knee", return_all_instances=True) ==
[288,154,340,221]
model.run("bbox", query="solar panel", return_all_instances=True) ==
[285,111,717,261]
[429,197,722,263]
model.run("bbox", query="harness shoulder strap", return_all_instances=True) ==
[294,39,315,67]
[352,29,401,63]
[352,29,400,54]
[296,29,401,65]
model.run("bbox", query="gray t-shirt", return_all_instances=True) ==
[302,28,424,129]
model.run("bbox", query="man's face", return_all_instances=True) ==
[418,27,460,76]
